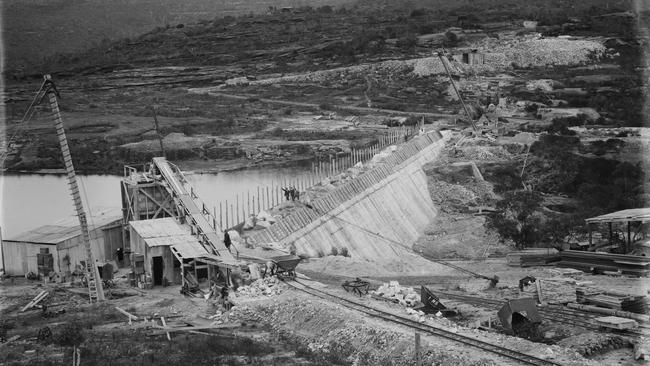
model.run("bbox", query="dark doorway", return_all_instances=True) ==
[152,256,164,286]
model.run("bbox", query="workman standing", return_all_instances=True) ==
[224,231,232,250]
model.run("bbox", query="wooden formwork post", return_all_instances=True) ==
[236,195,240,224]
[257,186,261,212]
[415,332,421,366]
[219,202,223,228]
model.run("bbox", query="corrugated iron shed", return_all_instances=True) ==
[131,218,208,259]
[5,208,122,244]
[585,208,650,224]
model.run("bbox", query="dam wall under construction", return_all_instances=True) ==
[247,130,451,259]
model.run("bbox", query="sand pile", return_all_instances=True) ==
[300,251,449,278]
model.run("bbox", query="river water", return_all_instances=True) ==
[0,166,313,240]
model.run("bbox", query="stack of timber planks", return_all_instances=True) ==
[506,248,560,267]
[577,288,650,314]
[556,250,650,276]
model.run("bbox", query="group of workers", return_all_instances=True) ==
[281,186,300,201]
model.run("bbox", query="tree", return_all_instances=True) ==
[487,190,544,249]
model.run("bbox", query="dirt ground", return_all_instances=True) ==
[4,262,646,366]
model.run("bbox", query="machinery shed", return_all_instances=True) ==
[129,218,209,286]
[1,208,123,276]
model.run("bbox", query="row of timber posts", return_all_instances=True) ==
[217,127,416,230]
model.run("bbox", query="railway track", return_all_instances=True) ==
[437,292,602,331]
[287,279,561,366]
[438,292,649,336]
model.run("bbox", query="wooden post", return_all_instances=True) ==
[414,332,421,366]
[225,200,229,228]
[608,222,613,246]
[257,186,261,212]
[236,195,240,224]
[247,190,251,218]
[230,203,234,228]
[536,280,544,304]
[627,221,631,253]
[219,202,223,228]
[588,223,592,248]
[252,196,255,218]
[213,207,217,229]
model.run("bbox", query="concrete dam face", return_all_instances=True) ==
[247,130,451,260]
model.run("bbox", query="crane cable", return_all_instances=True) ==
[301,201,498,285]
[1,79,51,166]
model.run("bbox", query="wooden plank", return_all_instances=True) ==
[115,306,139,323]
[161,317,171,341]
[149,323,240,335]
[21,291,47,312]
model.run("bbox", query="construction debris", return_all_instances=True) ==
[557,250,650,276]
[507,249,560,267]
[576,287,650,314]
[371,281,421,307]
[236,276,285,298]
[20,291,48,312]
[594,316,638,330]
[341,278,370,296]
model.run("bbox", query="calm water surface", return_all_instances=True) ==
[0,166,312,240]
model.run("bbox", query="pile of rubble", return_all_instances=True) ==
[236,276,285,298]
[371,281,420,307]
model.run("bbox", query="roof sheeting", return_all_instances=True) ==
[144,234,201,248]
[586,208,650,224]
[6,208,122,244]
[131,218,208,259]
[172,240,209,259]
[129,218,189,238]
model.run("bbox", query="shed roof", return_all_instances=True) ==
[586,208,650,224]
[5,208,122,244]
[144,234,200,248]
[129,218,189,238]
[171,239,210,259]
[131,218,208,259]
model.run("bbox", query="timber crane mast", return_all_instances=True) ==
[35,75,105,302]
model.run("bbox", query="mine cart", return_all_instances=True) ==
[342,278,370,296]
[420,286,458,317]
[271,255,301,279]
[497,298,542,337]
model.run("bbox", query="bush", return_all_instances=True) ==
[330,247,339,256]
[54,323,84,348]
[410,8,427,17]
[340,247,349,257]
[317,5,333,13]
[442,31,459,48]
[396,34,418,52]
[487,190,544,249]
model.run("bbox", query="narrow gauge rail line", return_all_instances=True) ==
[288,279,561,366]
[437,292,602,331]
[438,292,649,336]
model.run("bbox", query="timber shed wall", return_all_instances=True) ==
[1,241,59,276]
